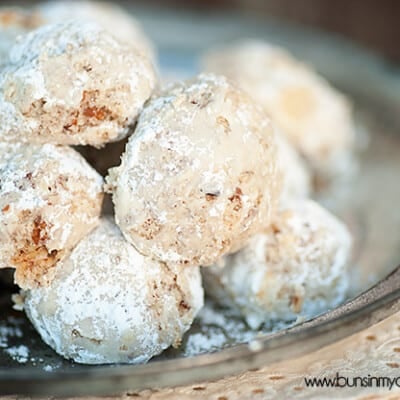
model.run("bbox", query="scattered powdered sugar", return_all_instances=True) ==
[0,319,23,348]
[0,317,36,364]
[5,345,29,363]
[181,301,295,357]
[185,331,227,355]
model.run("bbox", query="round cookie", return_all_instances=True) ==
[0,20,156,147]
[107,73,280,267]
[0,143,104,289]
[202,199,352,329]
[37,0,156,63]
[275,130,311,203]
[0,7,42,65]
[203,40,356,180]
[23,219,204,365]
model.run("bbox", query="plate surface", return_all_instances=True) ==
[1,8,400,396]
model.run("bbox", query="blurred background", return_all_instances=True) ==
[3,0,398,63]
[129,0,400,63]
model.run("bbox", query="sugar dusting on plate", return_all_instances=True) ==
[0,317,23,349]
[0,314,58,370]
[178,301,295,357]
[5,345,30,364]
[0,317,30,364]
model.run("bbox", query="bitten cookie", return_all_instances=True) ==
[202,199,352,329]
[204,40,356,180]
[23,219,204,365]
[0,143,103,289]
[0,20,156,146]
[107,73,280,267]
[37,0,156,63]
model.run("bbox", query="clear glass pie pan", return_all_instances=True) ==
[1,8,400,397]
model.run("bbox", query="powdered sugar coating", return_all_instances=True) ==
[203,40,356,179]
[37,0,156,63]
[0,143,103,289]
[203,199,352,329]
[0,7,42,65]
[107,73,280,266]
[275,130,311,203]
[23,219,204,365]
[0,20,156,146]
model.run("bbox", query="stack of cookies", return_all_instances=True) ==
[0,1,355,365]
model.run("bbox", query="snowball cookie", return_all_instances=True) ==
[0,20,156,147]
[37,0,156,63]
[0,8,42,64]
[202,199,352,329]
[0,143,104,290]
[275,130,311,203]
[203,40,356,179]
[107,73,280,267]
[23,219,204,365]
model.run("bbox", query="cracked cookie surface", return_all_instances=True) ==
[0,143,103,289]
[0,20,156,146]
